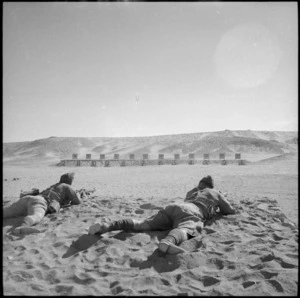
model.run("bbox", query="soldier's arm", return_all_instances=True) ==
[217,193,235,215]
[66,185,81,205]
[185,187,199,200]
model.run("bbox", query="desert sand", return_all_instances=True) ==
[2,158,298,296]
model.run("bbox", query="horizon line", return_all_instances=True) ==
[4,129,298,144]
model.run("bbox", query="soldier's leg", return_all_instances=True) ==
[3,197,28,218]
[158,228,189,254]
[12,196,47,235]
[158,212,203,254]
[88,218,153,235]
[89,208,172,235]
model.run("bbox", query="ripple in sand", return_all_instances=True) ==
[30,283,45,292]
[279,260,297,269]
[29,248,40,254]
[71,273,97,285]
[45,270,60,284]
[15,245,26,252]
[11,270,34,282]
[207,257,226,270]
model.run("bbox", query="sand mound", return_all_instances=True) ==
[3,194,298,296]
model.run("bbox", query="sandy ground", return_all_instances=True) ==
[2,158,298,296]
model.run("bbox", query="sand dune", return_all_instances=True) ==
[3,130,297,166]
[2,160,298,296]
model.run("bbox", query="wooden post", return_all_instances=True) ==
[141,154,148,166]
[158,154,164,165]
[235,153,241,160]
[188,153,195,165]
[220,153,227,165]
[173,154,180,165]
[203,154,209,165]
[219,153,225,160]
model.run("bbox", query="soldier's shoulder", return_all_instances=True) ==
[205,188,220,196]
[57,182,71,189]
[205,188,217,192]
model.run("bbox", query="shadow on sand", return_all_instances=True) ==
[112,230,168,241]
[129,248,182,273]
[3,217,26,234]
[62,234,102,258]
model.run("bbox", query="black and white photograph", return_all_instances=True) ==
[3,1,298,296]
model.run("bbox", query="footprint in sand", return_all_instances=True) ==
[201,275,221,287]
[279,260,297,269]
[203,227,217,235]
[242,281,256,289]
[15,245,26,252]
[30,284,45,292]
[207,258,226,270]
[53,241,66,248]
[110,281,124,295]
[139,203,153,209]
[264,279,284,293]
[71,273,96,285]
[54,285,74,295]
[271,232,288,241]
[260,270,279,279]
[29,248,40,254]
[39,262,52,270]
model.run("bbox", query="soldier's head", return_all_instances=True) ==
[59,172,75,185]
[198,175,214,190]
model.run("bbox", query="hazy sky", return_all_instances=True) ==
[3,2,298,142]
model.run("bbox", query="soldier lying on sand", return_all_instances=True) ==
[4,172,86,235]
[88,175,235,254]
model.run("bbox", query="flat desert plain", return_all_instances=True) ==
[2,157,298,296]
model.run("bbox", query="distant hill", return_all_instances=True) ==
[3,130,298,166]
